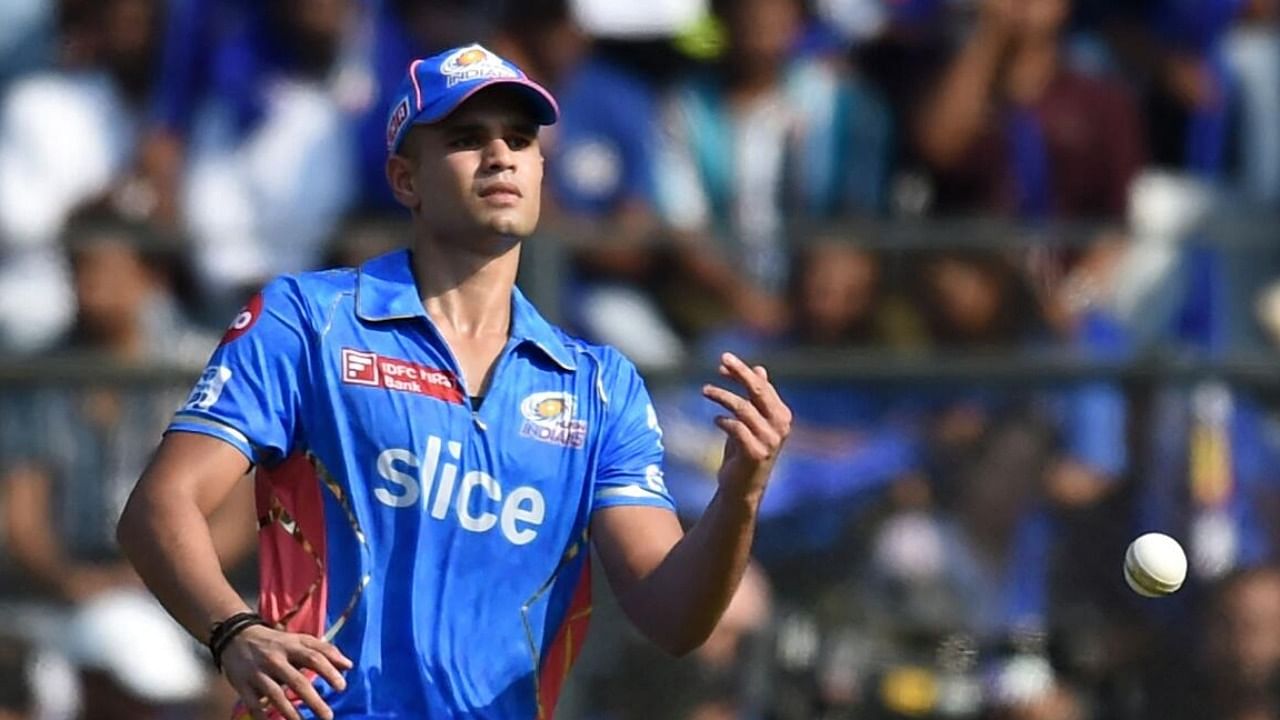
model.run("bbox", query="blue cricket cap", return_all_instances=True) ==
[385,44,559,155]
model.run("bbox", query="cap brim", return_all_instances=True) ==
[421,78,560,127]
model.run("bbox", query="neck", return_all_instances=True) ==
[84,318,146,361]
[411,228,522,338]
[1005,40,1059,105]
[726,59,782,100]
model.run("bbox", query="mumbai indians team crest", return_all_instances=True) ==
[520,392,587,449]
[440,45,519,88]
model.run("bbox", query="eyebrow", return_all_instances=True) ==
[442,121,539,137]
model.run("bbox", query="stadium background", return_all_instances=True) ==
[2,0,1280,718]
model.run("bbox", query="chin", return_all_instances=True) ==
[487,215,537,237]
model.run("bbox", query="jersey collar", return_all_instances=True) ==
[356,249,577,372]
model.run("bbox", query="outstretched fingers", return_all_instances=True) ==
[717,353,791,430]
[704,353,792,462]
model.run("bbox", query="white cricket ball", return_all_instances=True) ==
[1124,532,1187,597]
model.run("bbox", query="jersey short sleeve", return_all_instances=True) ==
[167,277,310,466]
[592,353,677,512]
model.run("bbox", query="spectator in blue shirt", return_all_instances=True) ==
[134,0,368,308]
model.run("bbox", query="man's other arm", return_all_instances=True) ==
[117,432,350,720]
[592,352,790,656]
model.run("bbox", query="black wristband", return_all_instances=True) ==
[208,612,268,671]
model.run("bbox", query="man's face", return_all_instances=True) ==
[1212,572,1280,689]
[389,89,544,241]
[727,0,800,69]
[797,243,878,343]
[70,235,153,342]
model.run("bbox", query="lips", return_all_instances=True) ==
[478,182,522,199]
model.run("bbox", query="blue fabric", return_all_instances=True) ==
[167,250,674,718]
[548,58,660,216]
[1143,389,1280,573]
[658,332,921,559]
[1156,0,1245,52]
[1050,382,1130,478]
[1185,52,1236,178]
[1005,106,1053,221]
[354,9,421,208]
[1053,310,1131,478]
[384,44,558,155]
[149,0,291,136]
[995,508,1053,632]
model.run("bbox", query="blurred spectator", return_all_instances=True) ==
[570,0,707,39]
[835,0,958,218]
[654,0,892,337]
[0,0,52,88]
[916,250,1043,348]
[1144,383,1280,584]
[906,253,1049,629]
[490,1,689,368]
[1146,565,1280,719]
[1225,0,1280,203]
[0,211,253,608]
[136,0,368,310]
[916,0,1145,220]
[61,591,208,719]
[321,212,405,270]
[1203,566,1280,719]
[663,240,923,568]
[0,633,34,720]
[786,239,923,347]
[0,0,163,352]
[351,0,501,211]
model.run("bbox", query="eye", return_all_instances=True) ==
[506,135,533,151]
[448,134,484,150]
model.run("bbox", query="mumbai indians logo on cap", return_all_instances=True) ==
[386,97,411,151]
[440,45,519,88]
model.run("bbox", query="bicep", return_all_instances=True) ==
[590,505,683,598]
[134,431,253,516]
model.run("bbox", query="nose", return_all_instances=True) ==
[482,137,515,174]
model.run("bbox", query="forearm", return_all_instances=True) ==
[2,466,71,595]
[117,489,253,641]
[207,476,259,570]
[617,489,761,655]
[918,25,1007,168]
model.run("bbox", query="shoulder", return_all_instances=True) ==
[244,267,358,336]
[554,331,650,403]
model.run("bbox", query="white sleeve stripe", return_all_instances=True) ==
[170,413,252,449]
[594,485,666,501]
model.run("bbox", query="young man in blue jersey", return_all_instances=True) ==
[117,44,792,720]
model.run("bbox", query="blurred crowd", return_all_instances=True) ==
[3,0,1280,718]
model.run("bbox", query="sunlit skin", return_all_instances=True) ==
[115,66,793,720]
[386,89,544,254]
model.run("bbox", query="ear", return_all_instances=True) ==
[386,154,420,210]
